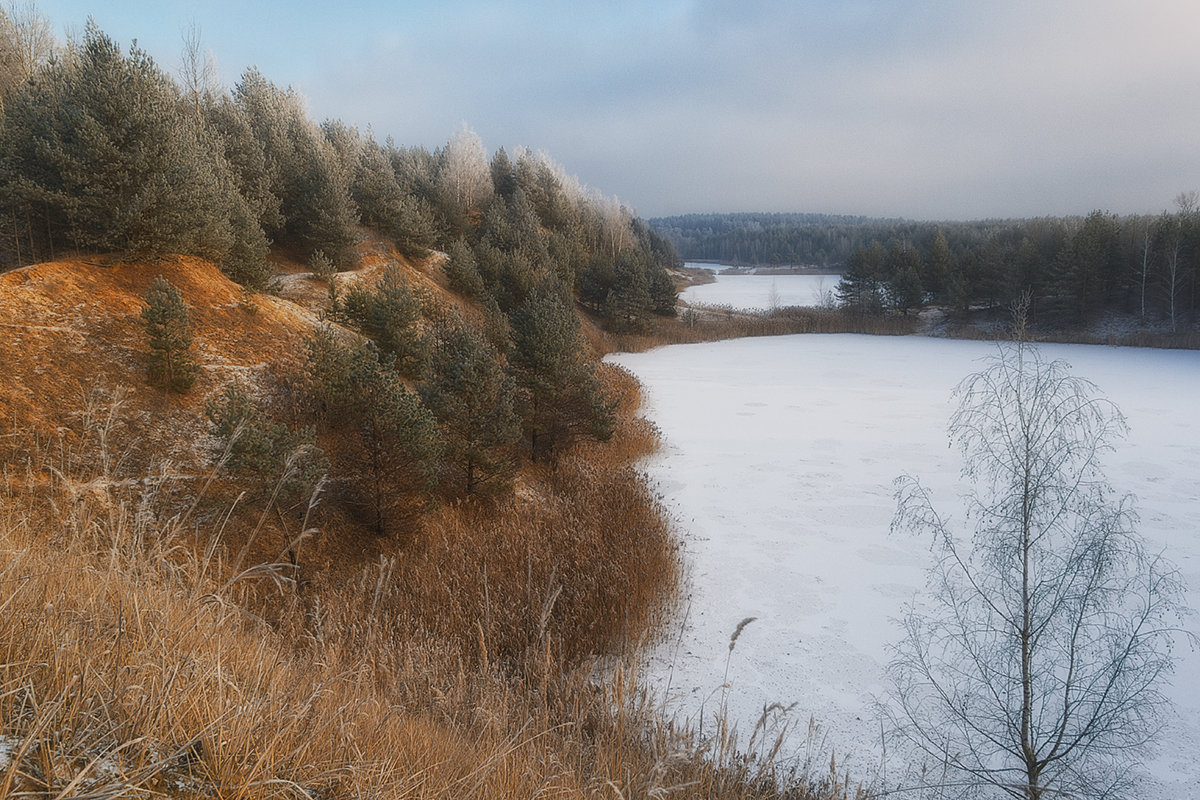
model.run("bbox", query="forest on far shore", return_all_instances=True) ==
[653,204,1200,329]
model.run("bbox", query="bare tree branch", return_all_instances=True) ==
[882,340,1193,799]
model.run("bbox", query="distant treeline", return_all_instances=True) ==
[653,208,1200,328]
[650,212,908,267]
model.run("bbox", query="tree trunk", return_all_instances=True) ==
[44,202,54,261]
[10,205,21,266]
[25,206,35,264]
[1018,344,1040,800]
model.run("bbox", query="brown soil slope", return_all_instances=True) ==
[0,241,456,464]
[0,255,324,471]
[0,247,487,580]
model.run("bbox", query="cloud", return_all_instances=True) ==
[35,0,1200,219]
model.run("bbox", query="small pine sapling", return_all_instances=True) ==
[141,275,198,392]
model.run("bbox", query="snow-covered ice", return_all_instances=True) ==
[609,334,1200,798]
[680,273,840,310]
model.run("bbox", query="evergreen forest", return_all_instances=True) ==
[0,19,682,516]
[0,22,679,325]
[654,208,1200,329]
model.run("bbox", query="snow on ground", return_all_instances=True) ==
[609,334,1200,798]
[680,273,840,310]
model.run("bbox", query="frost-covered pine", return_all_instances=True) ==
[141,275,198,393]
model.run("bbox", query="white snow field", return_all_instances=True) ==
[609,334,1200,798]
[680,273,840,310]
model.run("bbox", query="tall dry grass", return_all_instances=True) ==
[600,307,918,354]
[0,368,863,799]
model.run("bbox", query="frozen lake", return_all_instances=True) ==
[680,272,841,310]
[609,334,1200,798]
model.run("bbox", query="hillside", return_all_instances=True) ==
[2,255,313,462]
[0,12,856,799]
[0,236,663,577]
[0,245,706,798]
[0,238,460,436]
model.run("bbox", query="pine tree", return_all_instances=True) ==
[443,237,484,297]
[635,219,680,316]
[350,135,420,252]
[340,263,429,378]
[837,242,887,314]
[489,145,516,199]
[422,319,519,495]
[1055,210,1120,321]
[0,24,268,283]
[202,93,284,238]
[886,242,925,314]
[514,149,567,229]
[388,143,439,206]
[308,249,336,284]
[507,290,613,461]
[579,255,617,313]
[304,327,440,535]
[926,229,954,304]
[205,381,324,499]
[141,275,198,392]
[233,68,359,264]
[647,254,679,316]
[613,254,654,324]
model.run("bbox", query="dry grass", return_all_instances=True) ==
[597,307,919,354]
[390,366,677,670]
[0,256,324,473]
[0,470,589,799]
[0,252,871,799]
[927,307,1200,350]
[936,320,1200,349]
[395,454,679,669]
[0,375,862,800]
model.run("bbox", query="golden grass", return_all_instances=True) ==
[598,307,919,354]
[0,252,870,799]
[0,476,586,799]
[394,453,680,669]
[0,381,863,800]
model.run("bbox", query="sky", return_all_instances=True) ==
[26,0,1200,220]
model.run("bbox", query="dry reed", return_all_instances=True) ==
[0,371,863,799]
[601,307,919,354]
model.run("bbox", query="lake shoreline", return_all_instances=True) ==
[662,269,1200,352]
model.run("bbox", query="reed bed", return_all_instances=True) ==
[0,366,864,799]
[934,318,1200,348]
[601,307,918,354]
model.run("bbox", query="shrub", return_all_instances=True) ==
[309,249,337,284]
[205,381,325,500]
[140,275,198,392]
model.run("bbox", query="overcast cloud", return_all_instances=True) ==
[34,0,1200,219]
